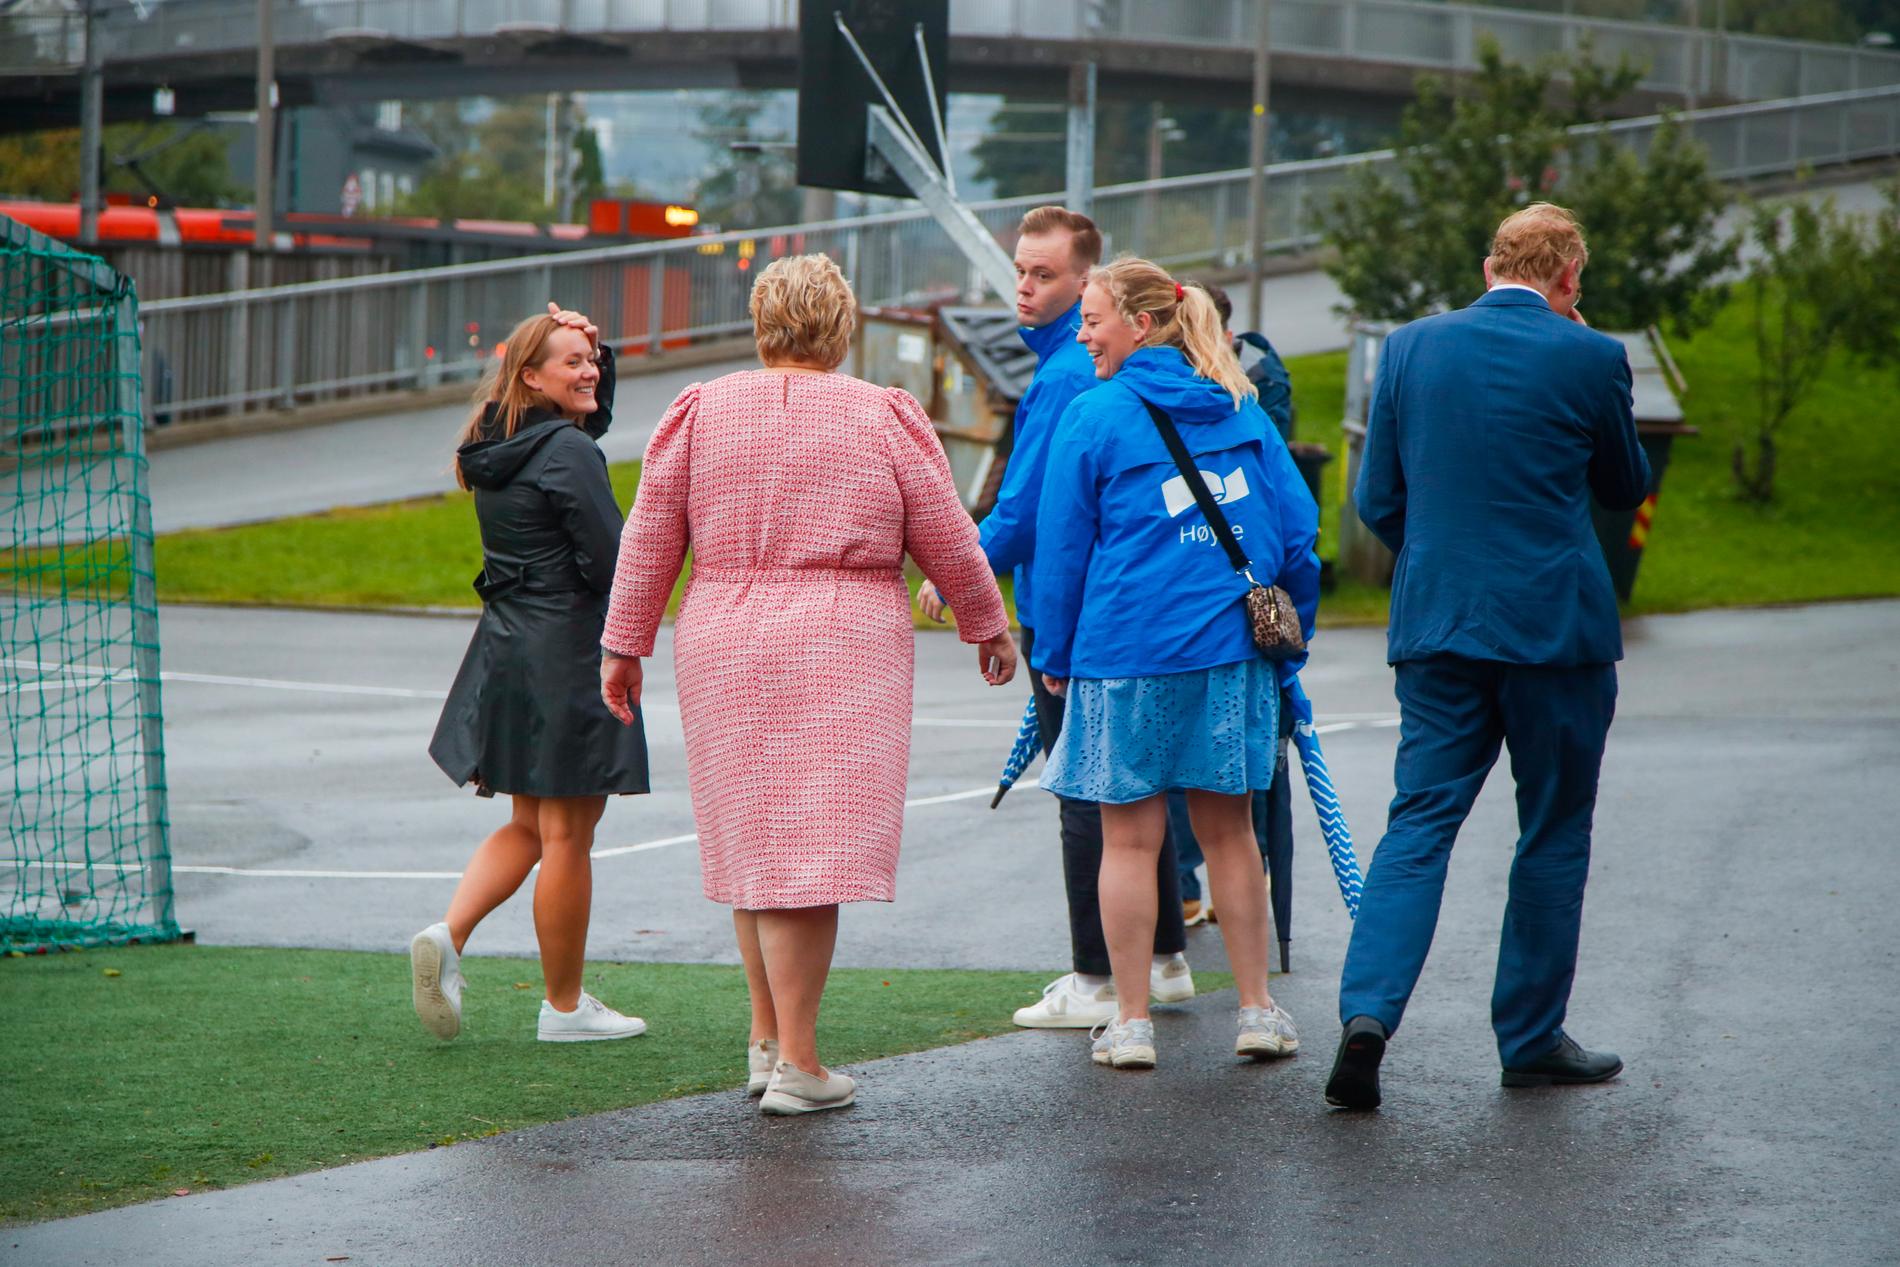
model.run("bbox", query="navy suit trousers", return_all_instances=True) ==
[1338,656,1617,1067]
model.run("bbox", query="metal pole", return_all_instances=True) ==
[544,92,558,210]
[1246,0,1272,331]
[1065,61,1097,217]
[1065,3,1099,217]
[1685,0,1700,112]
[256,0,275,253]
[79,0,103,245]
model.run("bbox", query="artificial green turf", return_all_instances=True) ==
[16,295,1893,625]
[1,945,1195,1225]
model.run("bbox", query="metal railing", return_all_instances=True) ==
[6,0,1900,104]
[126,84,1900,426]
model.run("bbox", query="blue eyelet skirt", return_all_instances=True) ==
[1042,659,1279,805]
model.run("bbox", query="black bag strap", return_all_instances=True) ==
[1141,398,1258,585]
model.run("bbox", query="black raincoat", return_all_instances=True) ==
[428,345,649,798]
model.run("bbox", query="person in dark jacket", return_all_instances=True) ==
[410,303,650,1046]
[1324,204,1650,1112]
[921,206,1196,1030]
[1032,257,1321,1072]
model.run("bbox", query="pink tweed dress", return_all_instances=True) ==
[601,370,1008,909]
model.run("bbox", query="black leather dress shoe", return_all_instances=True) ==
[1324,1015,1387,1110]
[1501,1033,1623,1087]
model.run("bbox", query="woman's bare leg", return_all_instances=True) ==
[1099,796,1169,1023]
[733,909,777,1044]
[756,905,840,1076]
[534,795,606,1011]
[442,794,542,953]
[1187,789,1273,1010]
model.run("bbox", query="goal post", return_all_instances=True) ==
[1,211,178,952]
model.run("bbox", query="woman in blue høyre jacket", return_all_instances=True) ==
[1031,256,1320,1074]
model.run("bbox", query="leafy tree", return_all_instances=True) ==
[970,98,1389,200]
[1733,186,1900,502]
[396,97,600,222]
[1322,40,1735,332]
[0,121,245,206]
[689,93,801,229]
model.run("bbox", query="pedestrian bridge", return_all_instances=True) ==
[6,0,1900,129]
[107,81,1898,428]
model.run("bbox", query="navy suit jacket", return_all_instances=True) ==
[1356,288,1651,667]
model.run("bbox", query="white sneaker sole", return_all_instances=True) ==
[746,1072,771,1096]
[537,1020,647,1042]
[759,1087,856,1114]
[409,931,460,1041]
[1013,1004,1119,1030]
[1092,1045,1157,1069]
[1237,1035,1299,1059]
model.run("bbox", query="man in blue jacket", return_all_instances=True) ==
[1325,204,1651,1111]
[920,206,1195,1028]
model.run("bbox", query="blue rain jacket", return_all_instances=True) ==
[976,301,1099,631]
[1030,345,1320,683]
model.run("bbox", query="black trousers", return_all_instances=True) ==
[1023,627,1187,976]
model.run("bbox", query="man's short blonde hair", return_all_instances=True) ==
[1489,203,1589,286]
[749,253,856,369]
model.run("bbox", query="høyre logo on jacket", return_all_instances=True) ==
[1161,468,1250,518]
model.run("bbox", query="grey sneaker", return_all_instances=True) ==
[746,1038,780,1096]
[409,922,465,1041]
[760,1061,856,1115]
[1090,1017,1157,1069]
[1236,1003,1300,1059]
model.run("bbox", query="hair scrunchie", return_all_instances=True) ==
[1174,282,1185,301]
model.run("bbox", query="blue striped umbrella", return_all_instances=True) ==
[990,697,1042,808]
[1287,680,1365,919]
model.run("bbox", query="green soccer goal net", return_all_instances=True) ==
[1,213,178,952]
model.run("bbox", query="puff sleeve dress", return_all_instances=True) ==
[602,370,1008,909]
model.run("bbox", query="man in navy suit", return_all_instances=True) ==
[1325,204,1651,1110]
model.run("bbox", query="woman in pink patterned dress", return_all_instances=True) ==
[599,254,1016,1115]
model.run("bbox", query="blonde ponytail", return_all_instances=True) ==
[1088,256,1255,409]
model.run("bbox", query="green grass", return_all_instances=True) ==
[14,299,1893,625]
[0,945,1216,1225]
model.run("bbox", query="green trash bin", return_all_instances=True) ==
[1590,332,1696,602]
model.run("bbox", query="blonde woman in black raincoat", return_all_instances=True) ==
[410,304,650,1044]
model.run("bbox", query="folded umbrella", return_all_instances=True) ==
[1286,679,1364,919]
[991,697,1042,808]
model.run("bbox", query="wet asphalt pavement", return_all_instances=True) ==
[8,599,1900,1264]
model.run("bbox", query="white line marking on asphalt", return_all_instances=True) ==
[9,657,1023,726]
[0,779,1049,882]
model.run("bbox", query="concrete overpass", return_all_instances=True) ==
[5,0,1900,132]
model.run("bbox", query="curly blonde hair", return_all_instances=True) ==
[749,253,856,369]
[1088,256,1255,409]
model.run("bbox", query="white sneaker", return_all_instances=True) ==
[1236,1003,1300,1059]
[1012,973,1119,1029]
[760,1061,857,1115]
[409,922,465,1041]
[1151,954,1196,1004]
[746,1038,780,1096]
[1090,1017,1158,1069]
[537,992,647,1042]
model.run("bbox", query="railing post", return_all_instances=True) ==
[225,252,250,409]
[1341,0,1359,57]
[408,284,429,389]
[646,254,667,357]
[1453,9,1474,70]
[276,294,296,410]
